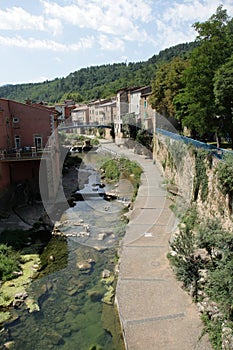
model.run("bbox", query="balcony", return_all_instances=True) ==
[0,146,52,162]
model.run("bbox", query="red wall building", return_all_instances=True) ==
[0,99,59,196]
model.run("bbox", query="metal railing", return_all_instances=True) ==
[0,146,51,161]
[156,128,233,159]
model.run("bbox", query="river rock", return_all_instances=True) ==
[77,260,92,271]
[25,298,40,313]
[87,258,95,264]
[3,341,15,349]
[13,299,23,308]
[98,233,107,241]
[15,292,28,300]
[44,330,63,345]
[68,288,78,296]
[102,269,111,278]
[12,270,23,277]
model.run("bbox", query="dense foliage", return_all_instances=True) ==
[168,207,233,349]
[149,57,190,118]
[150,6,233,146]
[215,155,233,196]
[0,43,196,104]
[0,244,21,281]
[214,54,233,144]
[215,154,233,213]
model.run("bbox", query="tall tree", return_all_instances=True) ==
[214,54,233,147]
[149,57,189,118]
[175,6,232,145]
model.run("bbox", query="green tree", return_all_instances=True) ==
[215,155,233,212]
[60,91,83,103]
[175,6,232,145]
[214,54,233,147]
[150,57,189,117]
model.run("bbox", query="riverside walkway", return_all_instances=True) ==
[100,141,212,350]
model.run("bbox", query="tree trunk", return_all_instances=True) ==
[215,131,221,148]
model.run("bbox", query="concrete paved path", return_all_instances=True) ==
[100,141,212,350]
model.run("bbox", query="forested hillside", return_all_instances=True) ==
[0,42,197,104]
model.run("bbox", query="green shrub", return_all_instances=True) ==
[216,155,233,194]
[168,227,201,291]
[0,244,21,281]
[215,155,233,213]
[197,218,231,257]
[101,159,120,181]
[207,254,233,320]
[201,312,223,350]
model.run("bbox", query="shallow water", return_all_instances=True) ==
[1,152,128,349]
[3,238,124,349]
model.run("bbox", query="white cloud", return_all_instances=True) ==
[155,19,196,50]
[0,6,62,36]
[161,0,233,28]
[154,0,233,50]
[41,0,154,42]
[0,35,94,52]
[98,35,125,51]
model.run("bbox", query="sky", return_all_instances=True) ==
[0,0,233,87]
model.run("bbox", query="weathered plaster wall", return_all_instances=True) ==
[155,133,232,229]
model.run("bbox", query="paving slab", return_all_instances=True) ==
[122,316,210,350]
[100,142,212,350]
[119,246,170,279]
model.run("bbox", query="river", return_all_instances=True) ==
[0,150,130,350]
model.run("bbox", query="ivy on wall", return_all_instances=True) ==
[193,149,209,203]
[215,155,233,214]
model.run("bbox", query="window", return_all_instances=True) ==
[34,135,43,150]
[14,135,21,149]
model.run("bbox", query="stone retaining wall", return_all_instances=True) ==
[155,133,232,229]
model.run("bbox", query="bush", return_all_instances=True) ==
[197,218,233,261]
[215,155,233,196]
[168,206,203,297]
[168,226,201,293]
[215,155,233,212]
[0,244,21,281]
[101,159,120,181]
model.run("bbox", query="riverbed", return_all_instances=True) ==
[0,151,129,350]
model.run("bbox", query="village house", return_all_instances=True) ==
[54,99,76,123]
[96,99,116,125]
[0,98,60,202]
[88,98,116,125]
[140,88,154,132]
[71,104,89,134]
[115,87,134,140]
[129,86,152,130]
[114,86,155,141]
